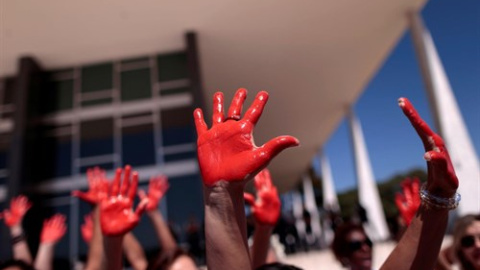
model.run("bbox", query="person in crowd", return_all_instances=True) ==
[437,214,480,270]
[1,195,33,265]
[331,222,373,270]
[139,175,197,270]
[72,165,147,270]
[244,168,281,269]
[193,88,300,270]
[34,214,67,270]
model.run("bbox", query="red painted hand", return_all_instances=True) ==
[2,195,32,227]
[72,167,109,205]
[244,169,281,226]
[41,214,67,244]
[100,165,148,236]
[194,88,299,186]
[81,213,93,244]
[395,177,421,226]
[398,98,458,198]
[138,175,169,212]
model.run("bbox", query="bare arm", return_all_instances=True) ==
[34,214,67,270]
[251,225,274,269]
[84,207,103,270]
[10,225,33,264]
[123,233,148,270]
[34,243,55,270]
[204,182,252,270]
[380,98,459,270]
[147,210,177,252]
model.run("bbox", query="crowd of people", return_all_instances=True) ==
[0,88,478,270]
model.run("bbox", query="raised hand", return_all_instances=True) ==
[398,98,458,198]
[72,167,109,205]
[41,214,67,244]
[244,169,281,226]
[100,165,148,236]
[81,213,93,243]
[3,195,32,227]
[395,177,421,226]
[194,88,299,186]
[138,175,169,212]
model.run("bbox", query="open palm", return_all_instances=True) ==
[195,88,299,186]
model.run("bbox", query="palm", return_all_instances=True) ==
[99,166,147,236]
[100,197,138,236]
[195,89,299,186]
[244,169,281,226]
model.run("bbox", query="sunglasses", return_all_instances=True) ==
[461,234,480,248]
[348,238,373,252]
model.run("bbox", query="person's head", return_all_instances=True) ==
[148,248,197,270]
[331,223,373,270]
[0,260,36,270]
[452,214,480,270]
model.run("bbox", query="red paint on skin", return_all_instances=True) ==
[100,166,148,236]
[194,88,299,186]
[41,214,67,243]
[244,169,281,226]
[138,175,169,212]
[398,97,458,198]
[2,195,32,227]
[395,177,421,226]
[81,213,93,244]
[72,167,109,205]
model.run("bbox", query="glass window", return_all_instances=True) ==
[122,124,155,166]
[160,86,190,97]
[161,107,195,146]
[80,118,114,157]
[81,98,113,107]
[82,63,113,93]
[2,77,15,105]
[164,151,196,163]
[157,52,188,82]
[80,162,114,173]
[121,69,151,101]
[43,79,74,113]
[166,174,204,227]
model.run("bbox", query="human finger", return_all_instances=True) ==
[212,92,225,125]
[227,88,247,120]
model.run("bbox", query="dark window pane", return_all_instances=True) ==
[44,79,74,113]
[53,137,72,178]
[2,77,16,105]
[160,87,190,97]
[157,52,188,82]
[121,69,151,101]
[122,124,155,166]
[161,107,193,129]
[164,150,196,163]
[81,98,112,107]
[162,126,195,147]
[166,174,204,227]
[80,118,114,157]
[80,162,114,173]
[82,63,113,93]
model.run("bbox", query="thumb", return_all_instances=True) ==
[138,189,147,200]
[135,198,149,217]
[244,193,256,206]
[260,136,299,161]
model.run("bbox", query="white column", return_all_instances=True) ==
[318,149,340,212]
[348,110,389,241]
[302,174,323,246]
[409,12,480,215]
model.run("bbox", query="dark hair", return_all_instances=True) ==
[255,262,303,270]
[452,214,480,270]
[0,260,37,270]
[330,222,367,266]
[148,248,194,270]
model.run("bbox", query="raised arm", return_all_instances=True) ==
[244,169,281,269]
[2,195,33,264]
[138,175,177,252]
[100,165,148,270]
[381,97,460,270]
[73,167,109,270]
[34,214,67,270]
[194,88,299,270]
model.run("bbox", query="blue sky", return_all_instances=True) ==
[313,0,480,193]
